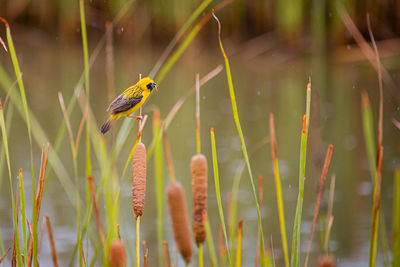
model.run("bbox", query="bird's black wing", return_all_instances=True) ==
[107,94,143,114]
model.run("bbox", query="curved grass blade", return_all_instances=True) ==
[212,12,266,266]
[210,128,231,265]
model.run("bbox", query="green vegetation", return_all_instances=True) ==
[0,1,398,266]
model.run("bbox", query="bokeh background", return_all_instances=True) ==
[0,0,399,266]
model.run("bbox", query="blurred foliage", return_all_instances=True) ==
[1,0,400,46]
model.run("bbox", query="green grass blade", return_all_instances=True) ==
[210,128,231,265]
[204,217,218,267]
[212,13,266,266]
[149,0,212,78]
[394,167,400,266]
[19,169,28,267]
[0,102,23,267]
[155,22,203,84]
[153,110,165,267]
[0,18,38,266]
[269,114,289,267]
[0,64,76,203]
[290,82,311,267]
[361,92,376,179]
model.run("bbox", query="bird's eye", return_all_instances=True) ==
[147,82,157,90]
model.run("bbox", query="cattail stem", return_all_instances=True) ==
[196,73,201,154]
[136,215,141,267]
[235,220,243,267]
[198,243,203,267]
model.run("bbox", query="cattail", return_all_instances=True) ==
[191,153,208,245]
[109,240,126,267]
[167,182,193,263]
[317,255,336,267]
[132,142,147,218]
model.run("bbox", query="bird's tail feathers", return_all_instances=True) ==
[100,118,114,134]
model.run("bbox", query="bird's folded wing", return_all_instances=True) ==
[107,94,143,114]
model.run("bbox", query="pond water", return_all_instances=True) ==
[0,33,399,266]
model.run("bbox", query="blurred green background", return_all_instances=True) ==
[0,0,399,266]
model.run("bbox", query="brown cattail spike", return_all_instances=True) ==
[191,153,208,245]
[167,182,193,263]
[132,142,147,218]
[317,255,336,267]
[109,240,126,267]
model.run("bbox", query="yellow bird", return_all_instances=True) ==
[101,77,157,134]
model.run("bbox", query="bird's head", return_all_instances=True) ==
[138,77,157,92]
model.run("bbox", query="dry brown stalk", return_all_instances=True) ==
[316,254,336,267]
[0,247,11,263]
[337,5,397,94]
[45,214,59,267]
[81,240,86,267]
[36,143,49,217]
[27,221,33,267]
[109,240,126,267]
[167,182,193,263]
[87,175,106,250]
[305,145,334,267]
[163,241,171,267]
[132,142,147,218]
[191,153,208,245]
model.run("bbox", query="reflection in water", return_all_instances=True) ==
[0,38,399,266]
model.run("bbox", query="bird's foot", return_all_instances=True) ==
[128,115,143,121]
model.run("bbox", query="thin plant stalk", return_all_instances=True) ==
[204,215,219,267]
[235,220,243,267]
[153,110,165,266]
[45,214,60,267]
[79,1,91,265]
[146,65,222,161]
[136,216,141,267]
[369,145,383,267]
[0,17,37,267]
[324,175,336,252]
[210,128,231,265]
[269,113,289,267]
[304,145,334,267]
[198,243,204,267]
[0,101,23,267]
[19,169,28,267]
[291,81,311,267]
[58,92,82,267]
[212,13,266,265]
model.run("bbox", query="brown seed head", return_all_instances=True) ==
[191,153,208,245]
[167,182,193,263]
[132,142,147,218]
[317,255,336,267]
[109,240,126,267]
